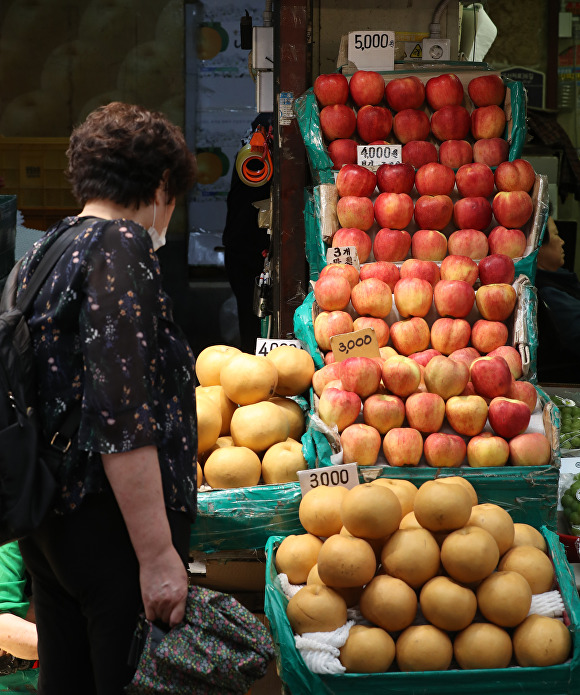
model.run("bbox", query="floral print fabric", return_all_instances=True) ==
[17,217,197,518]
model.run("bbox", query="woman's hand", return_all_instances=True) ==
[139,546,188,627]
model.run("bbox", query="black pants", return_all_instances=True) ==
[224,248,265,354]
[19,489,191,695]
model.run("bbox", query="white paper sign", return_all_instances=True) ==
[348,30,395,71]
[325,245,360,270]
[357,143,401,168]
[255,338,303,356]
[298,462,359,496]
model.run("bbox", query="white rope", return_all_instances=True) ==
[278,573,304,599]
[528,590,566,619]
[295,621,355,674]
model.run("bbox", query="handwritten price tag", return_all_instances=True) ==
[348,30,395,71]
[330,327,380,362]
[357,143,401,168]
[298,463,359,496]
[255,338,303,356]
[325,245,360,271]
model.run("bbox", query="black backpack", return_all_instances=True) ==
[0,220,86,545]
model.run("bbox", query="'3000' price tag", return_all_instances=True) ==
[298,462,359,496]
[330,327,380,362]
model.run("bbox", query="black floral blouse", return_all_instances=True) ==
[17,216,197,519]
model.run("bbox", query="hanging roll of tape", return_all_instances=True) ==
[235,130,273,187]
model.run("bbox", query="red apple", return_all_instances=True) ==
[471,105,506,140]
[374,192,414,229]
[389,317,430,356]
[314,273,351,311]
[410,348,442,367]
[411,229,448,261]
[363,393,406,434]
[314,311,354,352]
[327,139,358,169]
[359,261,400,290]
[425,73,464,110]
[424,355,470,400]
[494,159,536,193]
[314,73,350,106]
[341,423,382,466]
[455,162,495,198]
[447,229,489,260]
[430,318,471,355]
[324,351,336,365]
[487,345,523,380]
[414,195,453,231]
[473,138,509,167]
[440,255,478,285]
[376,162,416,194]
[332,227,373,263]
[469,355,512,399]
[393,109,430,144]
[445,395,489,436]
[357,105,393,143]
[337,197,375,231]
[319,261,360,290]
[386,75,425,111]
[488,397,531,439]
[415,163,456,196]
[478,254,515,285]
[383,427,423,467]
[339,356,383,398]
[434,280,475,318]
[351,277,393,318]
[431,105,471,141]
[475,283,517,321]
[394,277,434,318]
[320,104,357,140]
[373,228,412,262]
[402,141,438,169]
[467,432,509,467]
[487,226,527,258]
[424,432,467,468]
[312,363,343,396]
[400,258,440,287]
[507,379,537,413]
[405,392,445,433]
[448,346,481,370]
[336,163,377,198]
[439,140,473,168]
[453,197,493,231]
[508,432,551,466]
[353,317,390,347]
[318,387,362,432]
[470,319,508,354]
[468,74,506,107]
[492,191,533,229]
[349,70,385,106]
[381,355,422,397]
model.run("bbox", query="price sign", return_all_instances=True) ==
[348,30,395,71]
[357,143,401,168]
[330,327,380,362]
[298,462,359,496]
[255,338,303,356]
[326,245,360,271]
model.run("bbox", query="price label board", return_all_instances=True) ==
[330,327,380,362]
[298,462,359,497]
[325,245,360,271]
[348,30,395,71]
[357,143,401,168]
[255,338,303,356]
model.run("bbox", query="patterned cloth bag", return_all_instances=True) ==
[126,585,275,694]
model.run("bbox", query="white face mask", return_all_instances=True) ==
[147,202,168,251]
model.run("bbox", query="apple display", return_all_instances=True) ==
[445,395,488,436]
[506,379,537,412]
[320,104,357,140]
[447,229,489,260]
[341,423,382,466]
[414,195,454,231]
[438,140,473,168]
[373,228,412,262]
[339,356,383,398]
[327,139,358,169]
[424,432,467,468]
[376,162,416,194]
[475,283,517,321]
[409,348,442,367]
[508,432,551,466]
[455,162,495,198]
[332,227,373,262]
[374,192,414,229]
[353,316,390,347]
[488,345,523,380]
[469,355,512,399]
[337,197,375,231]
[357,105,393,143]
[312,362,342,397]
[394,277,434,318]
[470,319,508,354]
[415,162,456,196]
[448,346,481,369]
[487,397,531,439]
[360,261,400,290]
[487,225,527,259]
[434,280,475,318]
[385,75,425,111]
[478,253,515,285]
[430,105,471,141]
[336,163,377,198]
[400,259,440,287]
[383,427,424,466]
[393,108,430,144]
[453,197,493,231]
[494,159,536,193]
[402,141,438,169]
[349,69,386,106]
[405,392,445,433]
[411,229,448,261]
[492,191,533,229]
[314,73,350,106]
[381,355,422,397]
[389,317,431,356]
[424,355,470,400]
[440,255,478,285]
[319,261,360,290]
[314,311,354,352]
[473,138,509,167]
[318,387,362,432]
[314,273,351,311]
[430,318,471,355]
[471,105,506,140]
[425,73,464,110]
[467,432,509,467]
[363,393,406,434]
[468,74,506,107]
[351,277,393,318]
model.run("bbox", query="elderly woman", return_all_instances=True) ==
[17,102,197,694]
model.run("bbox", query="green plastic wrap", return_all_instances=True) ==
[264,528,580,695]
[304,188,328,281]
[293,89,335,185]
[293,291,324,369]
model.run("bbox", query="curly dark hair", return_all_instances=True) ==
[66,102,197,208]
